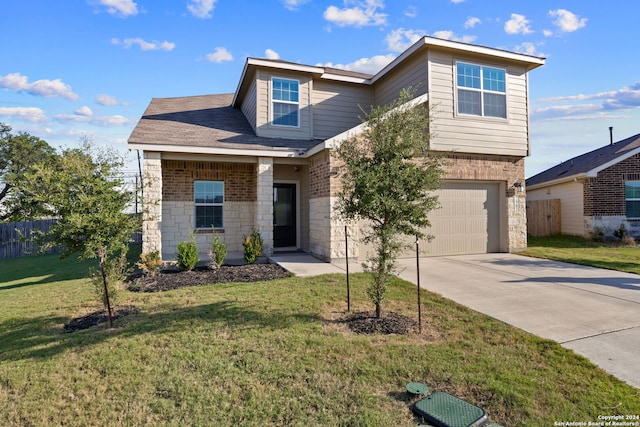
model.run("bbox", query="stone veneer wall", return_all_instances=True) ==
[142,152,163,255]
[441,153,527,252]
[161,159,257,260]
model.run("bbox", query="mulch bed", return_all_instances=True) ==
[64,305,139,333]
[343,311,418,335]
[127,263,292,292]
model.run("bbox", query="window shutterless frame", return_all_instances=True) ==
[455,61,507,119]
[271,77,300,127]
[194,181,224,229]
[625,181,640,218]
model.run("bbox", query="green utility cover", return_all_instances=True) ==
[406,382,430,396]
[413,392,488,427]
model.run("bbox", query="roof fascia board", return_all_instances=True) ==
[319,73,370,84]
[128,143,302,159]
[586,146,640,177]
[372,36,545,85]
[526,173,586,191]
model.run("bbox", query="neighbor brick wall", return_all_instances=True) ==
[583,153,640,216]
[162,160,256,202]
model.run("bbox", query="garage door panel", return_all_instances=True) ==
[358,182,501,259]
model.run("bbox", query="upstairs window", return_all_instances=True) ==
[195,181,224,229]
[456,62,506,119]
[272,77,299,127]
[625,181,640,218]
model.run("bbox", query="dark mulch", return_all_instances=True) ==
[127,263,292,293]
[343,311,418,335]
[64,305,139,333]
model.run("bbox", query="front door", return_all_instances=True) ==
[273,183,297,248]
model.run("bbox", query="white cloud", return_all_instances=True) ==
[187,0,218,18]
[549,9,587,33]
[324,0,387,28]
[464,17,480,29]
[93,0,138,17]
[75,106,93,116]
[0,107,48,123]
[533,82,640,120]
[504,13,533,35]
[96,94,126,106]
[431,30,477,44]
[281,0,310,11]
[265,49,280,60]
[404,6,417,18]
[320,54,396,75]
[54,112,132,126]
[450,0,465,3]
[206,47,233,63]
[543,29,553,37]
[111,38,175,51]
[0,72,79,100]
[514,42,545,58]
[385,28,424,53]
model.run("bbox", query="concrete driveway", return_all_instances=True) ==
[395,253,640,389]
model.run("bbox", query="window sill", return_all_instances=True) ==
[194,229,225,234]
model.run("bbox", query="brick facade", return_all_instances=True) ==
[584,153,640,217]
[162,160,256,202]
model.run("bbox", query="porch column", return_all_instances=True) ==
[256,157,274,256]
[142,151,162,256]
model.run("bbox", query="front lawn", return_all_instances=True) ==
[522,234,640,274]
[1,251,638,426]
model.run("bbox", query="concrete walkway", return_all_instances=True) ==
[270,252,640,389]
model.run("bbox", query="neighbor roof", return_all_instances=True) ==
[527,133,640,189]
[128,93,320,155]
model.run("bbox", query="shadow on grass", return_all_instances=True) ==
[0,300,321,362]
[0,245,142,292]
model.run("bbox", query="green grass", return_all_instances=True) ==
[1,249,639,426]
[522,234,640,274]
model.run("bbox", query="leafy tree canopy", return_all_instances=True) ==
[335,88,444,318]
[0,123,57,221]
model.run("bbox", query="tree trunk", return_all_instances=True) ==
[99,249,114,328]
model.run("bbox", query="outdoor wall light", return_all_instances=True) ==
[513,182,523,189]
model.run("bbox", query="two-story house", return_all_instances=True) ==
[128,36,545,262]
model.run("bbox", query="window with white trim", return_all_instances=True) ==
[194,181,224,229]
[272,77,299,127]
[456,62,507,119]
[625,181,640,218]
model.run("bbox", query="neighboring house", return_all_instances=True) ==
[527,133,640,238]
[128,36,544,262]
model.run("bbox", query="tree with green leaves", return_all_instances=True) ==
[0,123,57,221]
[335,88,443,318]
[22,139,140,327]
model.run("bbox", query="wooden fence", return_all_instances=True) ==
[0,219,142,260]
[526,199,561,237]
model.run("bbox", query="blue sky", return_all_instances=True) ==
[1,0,638,178]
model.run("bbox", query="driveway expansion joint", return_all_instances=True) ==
[560,324,640,344]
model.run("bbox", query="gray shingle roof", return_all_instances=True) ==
[128,93,321,152]
[526,133,640,187]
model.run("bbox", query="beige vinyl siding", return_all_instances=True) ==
[527,181,584,235]
[254,70,313,140]
[374,50,428,107]
[428,49,530,156]
[312,81,373,139]
[241,79,257,133]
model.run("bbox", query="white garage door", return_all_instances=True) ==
[358,181,501,259]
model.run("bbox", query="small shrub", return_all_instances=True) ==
[176,237,199,271]
[210,234,227,269]
[136,250,163,277]
[613,223,629,241]
[590,226,605,242]
[243,229,263,264]
[621,235,636,246]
